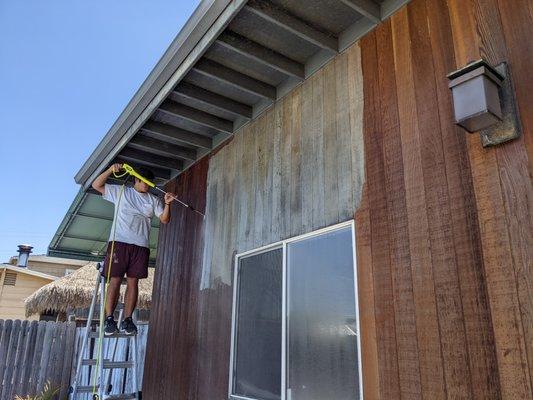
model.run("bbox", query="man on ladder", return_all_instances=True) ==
[92,162,175,336]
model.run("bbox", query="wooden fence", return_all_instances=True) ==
[0,320,148,400]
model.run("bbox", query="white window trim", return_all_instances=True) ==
[228,220,363,400]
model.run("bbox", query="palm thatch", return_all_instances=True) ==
[24,262,154,317]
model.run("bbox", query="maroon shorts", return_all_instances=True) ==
[101,241,150,279]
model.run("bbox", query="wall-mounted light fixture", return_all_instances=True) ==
[447,59,521,147]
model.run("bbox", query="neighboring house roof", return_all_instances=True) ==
[9,254,90,266]
[1,264,58,281]
[24,262,154,317]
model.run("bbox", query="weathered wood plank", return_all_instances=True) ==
[254,113,266,247]
[323,60,340,225]
[425,1,501,398]
[448,0,533,397]
[311,73,326,230]
[1,319,21,400]
[28,321,47,396]
[300,74,314,234]
[36,322,56,392]
[382,9,445,398]
[289,86,302,237]
[17,321,38,397]
[0,320,13,395]
[335,52,355,221]
[495,0,533,170]
[239,126,255,251]
[262,107,275,244]
[482,0,533,388]
[271,102,283,241]
[360,30,401,399]
[408,1,478,398]
[10,320,30,399]
[59,322,76,399]
[354,186,380,399]
[280,91,293,239]
[377,18,423,400]
[347,43,365,210]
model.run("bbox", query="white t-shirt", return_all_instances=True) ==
[103,184,164,248]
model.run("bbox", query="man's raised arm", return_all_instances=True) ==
[92,163,122,195]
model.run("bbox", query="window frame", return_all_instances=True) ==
[228,220,363,400]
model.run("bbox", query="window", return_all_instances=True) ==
[229,221,362,400]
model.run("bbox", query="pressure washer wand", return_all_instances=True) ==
[120,163,205,218]
[152,186,205,218]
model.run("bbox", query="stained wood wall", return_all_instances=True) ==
[200,44,365,288]
[143,0,532,398]
[142,158,211,399]
[356,0,532,399]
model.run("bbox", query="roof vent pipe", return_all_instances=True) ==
[17,244,33,267]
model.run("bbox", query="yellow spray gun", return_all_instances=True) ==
[119,163,205,218]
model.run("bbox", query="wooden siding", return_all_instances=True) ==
[143,46,365,400]
[143,0,532,399]
[357,0,532,399]
[142,158,210,399]
[201,45,365,289]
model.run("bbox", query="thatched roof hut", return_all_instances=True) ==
[24,262,154,317]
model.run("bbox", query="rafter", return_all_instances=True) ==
[158,100,234,133]
[129,136,197,161]
[216,31,305,79]
[173,82,253,119]
[192,58,277,100]
[244,0,338,53]
[141,120,213,150]
[338,0,381,23]
[119,148,183,171]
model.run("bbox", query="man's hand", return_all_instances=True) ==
[160,193,175,224]
[164,192,176,205]
[108,163,123,174]
[92,163,122,195]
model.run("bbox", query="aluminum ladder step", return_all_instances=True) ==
[76,385,99,393]
[89,331,137,338]
[81,359,134,369]
[75,387,137,399]
[104,394,137,400]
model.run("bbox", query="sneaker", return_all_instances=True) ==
[104,316,118,336]
[120,317,138,336]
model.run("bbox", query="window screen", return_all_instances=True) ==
[287,227,359,400]
[233,248,283,400]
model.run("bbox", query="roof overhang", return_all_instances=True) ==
[48,189,159,264]
[74,0,411,190]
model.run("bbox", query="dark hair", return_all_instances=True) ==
[136,166,155,182]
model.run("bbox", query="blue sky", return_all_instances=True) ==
[0,0,200,262]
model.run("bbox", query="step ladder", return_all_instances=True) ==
[69,262,140,400]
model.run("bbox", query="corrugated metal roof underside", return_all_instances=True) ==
[75,0,411,189]
[48,189,159,265]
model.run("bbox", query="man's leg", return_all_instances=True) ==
[124,277,139,318]
[105,277,122,317]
